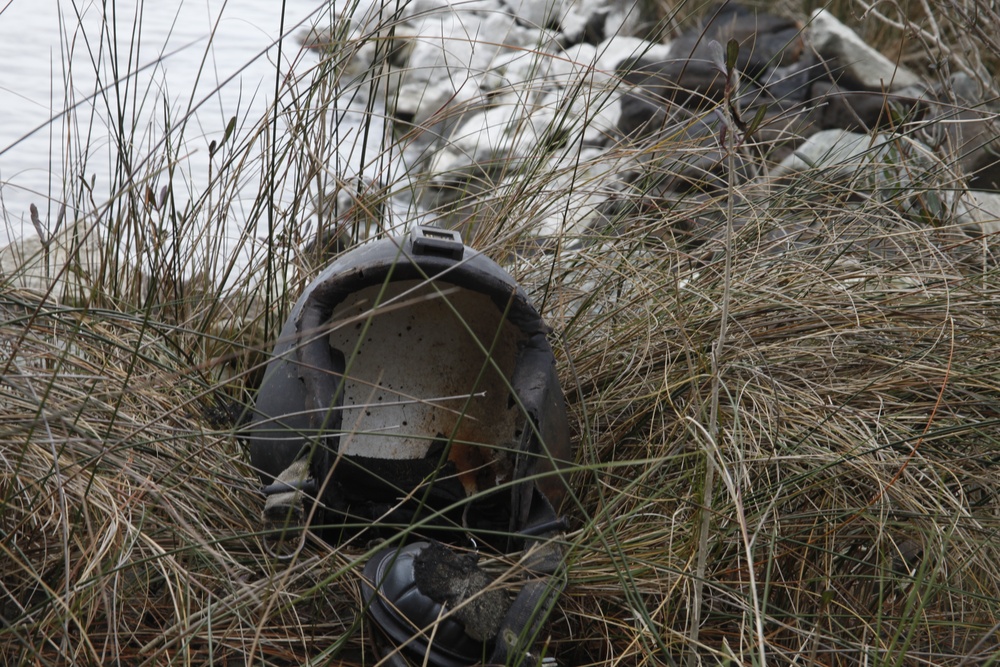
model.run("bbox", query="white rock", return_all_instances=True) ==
[429,33,669,179]
[399,0,500,20]
[429,96,560,178]
[500,0,566,30]
[569,88,621,146]
[771,129,900,179]
[589,35,671,74]
[520,147,631,239]
[429,54,628,180]
[558,37,671,140]
[956,190,1000,236]
[392,11,539,125]
[392,15,481,124]
[806,10,923,91]
[0,222,103,302]
[559,0,648,44]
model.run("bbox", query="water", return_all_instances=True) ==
[0,0,373,248]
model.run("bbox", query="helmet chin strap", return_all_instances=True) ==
[487,490,567,667]
[488,574,566,667]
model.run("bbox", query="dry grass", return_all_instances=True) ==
[533,206,1000,665]
[3,0,1000,665]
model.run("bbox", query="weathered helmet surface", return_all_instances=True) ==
[245,226,572,546]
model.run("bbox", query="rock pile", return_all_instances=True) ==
[309,0,1000,254]
[5,1,997,300]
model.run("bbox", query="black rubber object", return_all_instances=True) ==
[361,542,488,667]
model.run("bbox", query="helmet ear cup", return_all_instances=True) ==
[362,542,497,667]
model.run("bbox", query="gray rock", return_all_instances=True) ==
[921,73,1000,190]
[806,10,923,91]
[633,112,753,195]
[667,4,805,82]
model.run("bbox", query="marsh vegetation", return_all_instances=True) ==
[2,0,1000,664]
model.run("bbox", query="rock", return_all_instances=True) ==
[671,3,805,81]
[614,4,805,122]
[771,129,889,179]
[614,5,809,141]
[557,0,653,46]
[615,6,930,152]
[746,56,922,156]
[946,71,985,104]
[783,71,1000,190]
[0,222,103,302]
[960,131,1000,191]
[435,145,625,246]
[806,10,923,91]
[426,37,664,195]
[300,1,995,266]
[615,54,731,122]
[615,58,714,138]
[955,190,1000,237]
[634,112,753,194]
[757,52,830,108]
[591,35,672,74]
[387,0,658,139]
[500,0,565,30]
[513,146,626,240]
[486,40,589,91]
[389,10,540,127]
[806,80,917,133]
[925,74,1000,190]
[300,3,414,85]
[427,99,560,189]
[770,129,978,230]
[399,0,499,18]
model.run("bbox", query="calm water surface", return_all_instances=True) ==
[0,0,378,247]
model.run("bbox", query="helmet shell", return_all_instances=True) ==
[244,227,572,543]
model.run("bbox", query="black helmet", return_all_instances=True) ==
[243,226,572,665]
[244,225,572,546]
